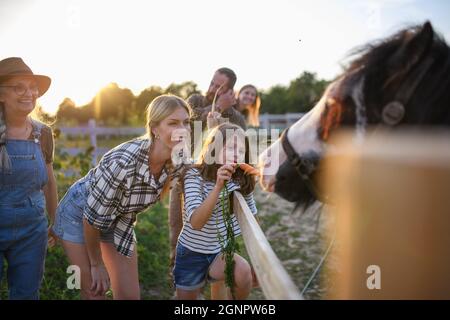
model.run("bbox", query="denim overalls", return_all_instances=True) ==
[0,120,49,300]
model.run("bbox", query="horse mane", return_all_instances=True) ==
[323,22,450,131]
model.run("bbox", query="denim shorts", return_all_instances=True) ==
[172,242,221,290]
[52,178,114,244]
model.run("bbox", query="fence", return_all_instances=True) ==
[323,130,450,299]
[58,114,304,165]
[233,191,303,299]
[259,113,304,129]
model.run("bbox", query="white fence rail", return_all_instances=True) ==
[234,191,303,299]
[58,114,304,165]
[259,113,304,129]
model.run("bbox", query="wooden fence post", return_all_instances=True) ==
[88,119,97,166]
[322,130,450,299]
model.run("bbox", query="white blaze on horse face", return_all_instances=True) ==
[259,95,327,192]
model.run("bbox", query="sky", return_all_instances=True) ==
[1,0,449,114]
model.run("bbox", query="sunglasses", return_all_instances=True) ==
[0,83,39,96]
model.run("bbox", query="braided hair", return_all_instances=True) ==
[0,100,11,172]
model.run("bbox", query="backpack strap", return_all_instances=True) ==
[30,118,43,144]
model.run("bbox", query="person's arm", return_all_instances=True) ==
[83,160,127,296]
[43,163,58,247]
[190,184,222,230]
[83,218,110,296]
[42,128,58,247]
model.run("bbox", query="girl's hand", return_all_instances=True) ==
[90,263,110,297]
[215,164,237,189]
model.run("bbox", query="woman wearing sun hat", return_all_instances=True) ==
[0,57,58,299]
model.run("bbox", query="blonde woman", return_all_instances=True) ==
[0,57,58,300]
[235,84,261,128]
[52,94,192,300]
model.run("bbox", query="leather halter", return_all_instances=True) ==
[280,127,326,202]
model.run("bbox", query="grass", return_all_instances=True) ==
[1,186,334,300]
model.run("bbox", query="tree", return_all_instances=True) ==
[261,72,330,114]
[54,72,330,125]
[164,81,201,99]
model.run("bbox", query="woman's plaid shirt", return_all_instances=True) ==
[83,137,180,257]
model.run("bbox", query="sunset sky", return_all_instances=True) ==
[1,0,449,114]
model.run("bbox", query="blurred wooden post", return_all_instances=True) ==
[88,119,97,166]
[233,191,303,300]
[322,130,450,299]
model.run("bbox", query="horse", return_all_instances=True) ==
[259,21,450,204]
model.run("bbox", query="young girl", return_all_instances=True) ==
[173,122,257,300]
[52,94,191,300]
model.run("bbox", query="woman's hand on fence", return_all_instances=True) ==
[90,263,110,296]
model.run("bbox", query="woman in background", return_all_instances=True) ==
[235,84,261,128]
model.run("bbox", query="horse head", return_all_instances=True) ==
[259,22,450,204]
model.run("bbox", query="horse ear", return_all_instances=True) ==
[386,21,434,82]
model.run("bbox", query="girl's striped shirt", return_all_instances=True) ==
[179,167,257,254]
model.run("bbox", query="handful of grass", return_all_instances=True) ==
[216,182,239,299]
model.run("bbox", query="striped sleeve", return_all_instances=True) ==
[183,169,204,222]
[83,159,128,231]
[243,192,257,215]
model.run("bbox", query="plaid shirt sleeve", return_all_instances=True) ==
[83,159,129,231]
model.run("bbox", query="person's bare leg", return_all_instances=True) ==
[100,242,140,300]
[210,281,227,300]
[176,288,201,300]
[208,253,252,300]
[61,240,105,300]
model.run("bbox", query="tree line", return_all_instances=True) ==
[50,71,330,126]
